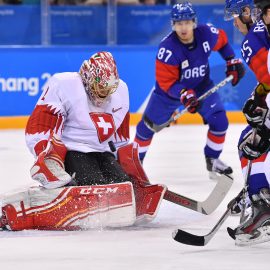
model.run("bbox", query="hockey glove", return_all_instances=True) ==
[242,89,268,128]
[30,133,73,189]
[180,89,199,114]
[238,126,270,160]
[225,58,245,86]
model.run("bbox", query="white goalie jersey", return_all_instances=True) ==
[25,72,130,156]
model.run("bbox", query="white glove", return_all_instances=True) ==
[30,133,72,189]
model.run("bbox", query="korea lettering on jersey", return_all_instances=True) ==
[155,24,224,98]
[240,20,270,85]
[25,72,130,156]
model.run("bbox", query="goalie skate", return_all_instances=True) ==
[206,157,233,180]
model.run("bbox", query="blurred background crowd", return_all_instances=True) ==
[0,0,224,6]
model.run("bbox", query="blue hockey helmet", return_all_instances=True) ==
[171,2,197,27]
[224,0,258,21]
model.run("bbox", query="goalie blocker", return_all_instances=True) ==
[0,143,167,230]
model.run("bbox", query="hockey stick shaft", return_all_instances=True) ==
[165,173,233,215]
[145,75,233,133]
[172,75,234,122]
[240,128,256,222]
[124,142,233,215]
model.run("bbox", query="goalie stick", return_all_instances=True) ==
[165,173,233,214]
[118,143,233,215]
[144,75,233,133]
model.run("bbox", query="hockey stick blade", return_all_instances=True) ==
[164,173,233,214]
[227,227,237,240]
[173,206,232,246]
[172,229,206,246]
[172,189,245,246]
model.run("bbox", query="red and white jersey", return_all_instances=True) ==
[25,72,130,157]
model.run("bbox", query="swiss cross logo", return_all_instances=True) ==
[90,113,116,143]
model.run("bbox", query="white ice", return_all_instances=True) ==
[0,124,269,270]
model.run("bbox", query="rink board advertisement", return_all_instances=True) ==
[0,46,256,117]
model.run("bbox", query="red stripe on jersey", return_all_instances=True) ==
[250,48,270,85]
[207,131,225,143]
[115,112,130,141]
[134,137,152,147]
[25,105,63,135]
[34,140,48,156]
[156,59,179,92]
[212,29,228,51]
[240,153,267,168]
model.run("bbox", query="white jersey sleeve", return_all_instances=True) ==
[25,73,68,156]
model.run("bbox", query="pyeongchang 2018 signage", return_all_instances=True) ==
[0,73,51,97]
[0,73,52,116]
[0,47,85,117]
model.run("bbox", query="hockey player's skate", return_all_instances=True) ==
[206,157,233,180]
[234,188,270,246]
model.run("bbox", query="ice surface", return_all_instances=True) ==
[0,125,268,270]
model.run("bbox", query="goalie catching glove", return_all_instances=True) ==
[30,133,73,189]
[238,126,270,160]
[180,88,199,114]
[225,58,245,86]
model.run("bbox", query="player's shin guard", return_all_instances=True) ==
[205,130,225,158]
[205,129,232,179]
[134,119,154,162]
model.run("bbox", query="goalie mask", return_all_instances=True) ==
[79,51,119,107]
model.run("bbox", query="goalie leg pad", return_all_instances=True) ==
[117,142,150,186]
[117,143,167,222]
[134,184,167,224]
[0,182,136,231]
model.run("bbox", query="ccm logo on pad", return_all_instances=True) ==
[80,187,119,195]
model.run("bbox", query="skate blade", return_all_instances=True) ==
[235,226,270,246]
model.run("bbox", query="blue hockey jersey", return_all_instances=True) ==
[155,24,235,99]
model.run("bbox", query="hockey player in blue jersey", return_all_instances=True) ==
[134,1,245,179]
[224,0,270,246]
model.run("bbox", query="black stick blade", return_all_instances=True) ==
[172,229,205,246]
[227,227,236,240]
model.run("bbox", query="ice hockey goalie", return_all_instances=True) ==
[0,143,167,231]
